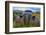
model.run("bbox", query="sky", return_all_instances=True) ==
[13,7,40,12]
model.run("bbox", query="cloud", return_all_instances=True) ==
[13,7,40,12]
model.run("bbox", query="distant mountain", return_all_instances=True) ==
[13,10,23,14]
[13,10,23,12]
